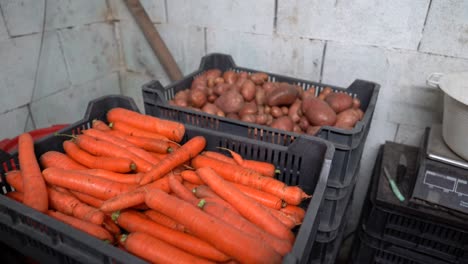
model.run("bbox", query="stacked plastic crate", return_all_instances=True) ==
[352,141,468,264]
[142,53,380,263]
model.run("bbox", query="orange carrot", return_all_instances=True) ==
[107,108,185,142]
[120,232,214,264]
[42,167,138,200]
[99,176,174,213]
[91,119,111,131]
[110,122,170,141]
[218,148,244,165]
[168,174,198,203]
[6,191,23,203]
[48,186,104,225]
[5,170,23,192]
[266,207,297,229]
[40,151,88,170]
[203,151,236,164]
[213,149,276,177]
[192,185,238,213]
[18,133,48,212]
[181,170,204,185]
[197,167,294,242]
[69,190,104,208]
[115,210,229,262]
[232,183,284,210]
[144,189,282,264]
[192,155,310,205]
[107,132,172,154]
[196,199,292,256]
[47,210,114,243]
[149,152,168,161]
[63,141,136,173]
[280,205,306,224]
[77,169,142,184]
[102,215,121,236]
[139,136,206,185]
[144,210,186,233]
[183,181,200,191]
[74,134,152,172]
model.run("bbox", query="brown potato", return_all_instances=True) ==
[204,69,222,80]
[201,103,221,115]
[257,105,265,114]
[191,76,207,92]
[288,99,303,123]
[207,94,217,103]
[318,93,327,100]
[303,97,337,126]
[266,83,299,106]
[223,71,238,84]
[307,126,321,135]
[214,89,245,114]
[352,98,361,109]
[301,88,316,100]
[271,106,283,118]
[239,101,258,117]
[293,125,303,134]
[322,87,333,96]
[271,116,294,132]
[250,72,268,85]
[266,114,274,125]
[334,108,360,129]
[207,78,215,88]
[235,77,247,88]
[227,113,240,120]
[174,89,190,102]
[281,106,289,115]
[255,88,266,106]
[189,90,207,108]
[255,114,269,125]
[238,71,249,79]
[293,85,304,99]
[213,83,231,96]
[298,116,310,131]
[174,98,189,107]
[215,77,225,85]
[264,105,271,114]
[355,108,364,120]
[241,114,256,123]
[262,82,278,94]
[241,80,256,101]
[325,92,353,113]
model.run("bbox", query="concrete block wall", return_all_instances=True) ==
[114,0,468,232]
[0,0,120,139]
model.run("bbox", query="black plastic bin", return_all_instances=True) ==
[142,53,379,190]
[0,95,334,264]
[359,142,468,264]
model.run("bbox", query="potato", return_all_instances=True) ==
[352,98,361,109]
[255,114,269,125]
[174,98,189,107]
[334,108,360,129]
[204,69,222,80]
[189,90,207,108]
[298,116,310,131]
[266,114,274,125]
[255,88,266,106]
[317,87,333,101]
[238,71,249,79]
[236,77,247,88]
[216,111,226,117]
[239,101,258,117]
[266,83,299,106]
[257,105,265,114]
[175,89,190,102]
[325,92,353,113]
[223,71,238,84]
[293,125,303,134]
[355,108,364,120]
[271,116,294,132]
[241,80,256,101]
[215,77,225,85]
[271,106,283,118]
[288,99,302,123]
[303,97,337,126]
[307,126,321,135]
[227,113,240,120]
[240,114,256,123]
[281,106,289,115]
[207,94,217,103]
[191,76,207,92]
[250,72,268,85]
[293,85,304,99]
[201,103,221,115]
[301,88,316,100]
[318,93,327,100]
[215,89,245,114]
[207,78,215,88]
[214,83,231,96]
[264,105,271,114]
[262,82,277,94]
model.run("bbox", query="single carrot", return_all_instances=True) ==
[99,176,175,213]
[205,150,277,177]
[192,185,238,213]
[69,190,104,208]
[63,141,136,173]
[168,174,198,203]
[18,133,48,212]
[91,119,111,131]
[106,132,172,154]
[192,155,310,205]
[48,186,105,225]
[115,210,229,262]
[144,210,186,233]
[280,205,306,224]
[109,122,170,141]
[183,181,200,191]
[149,152,167,161]
[42,168,138,200]
[102,215,121,236]
[40,151,88,170]
[47,210,114,243]
[120,232,214,264]
[107,108,185,142]
[6,191,23,203]
[196,199,292,256]
[145,189,282,264]
[76,169,142,184]
[181,170,204,185]
[5,170,23,192]
[232,183,285,210]
[203,151,236,164]
[139,136,206,185]
[197,167,294,242]
[74,134,153,172]
[266,207,297,229]
[217,147,244,165]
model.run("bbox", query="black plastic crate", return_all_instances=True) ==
[142,53,379,190]
[351,229,451,264]
[360,142,468,264]
[0,95,334,264]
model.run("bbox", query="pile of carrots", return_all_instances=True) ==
[5,107,312,264]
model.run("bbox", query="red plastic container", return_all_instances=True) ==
[0,124,68,153]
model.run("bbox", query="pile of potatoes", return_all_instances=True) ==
[168,69,364,135]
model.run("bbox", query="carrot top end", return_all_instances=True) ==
[197,199,206,209]
[111,211,121,222]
